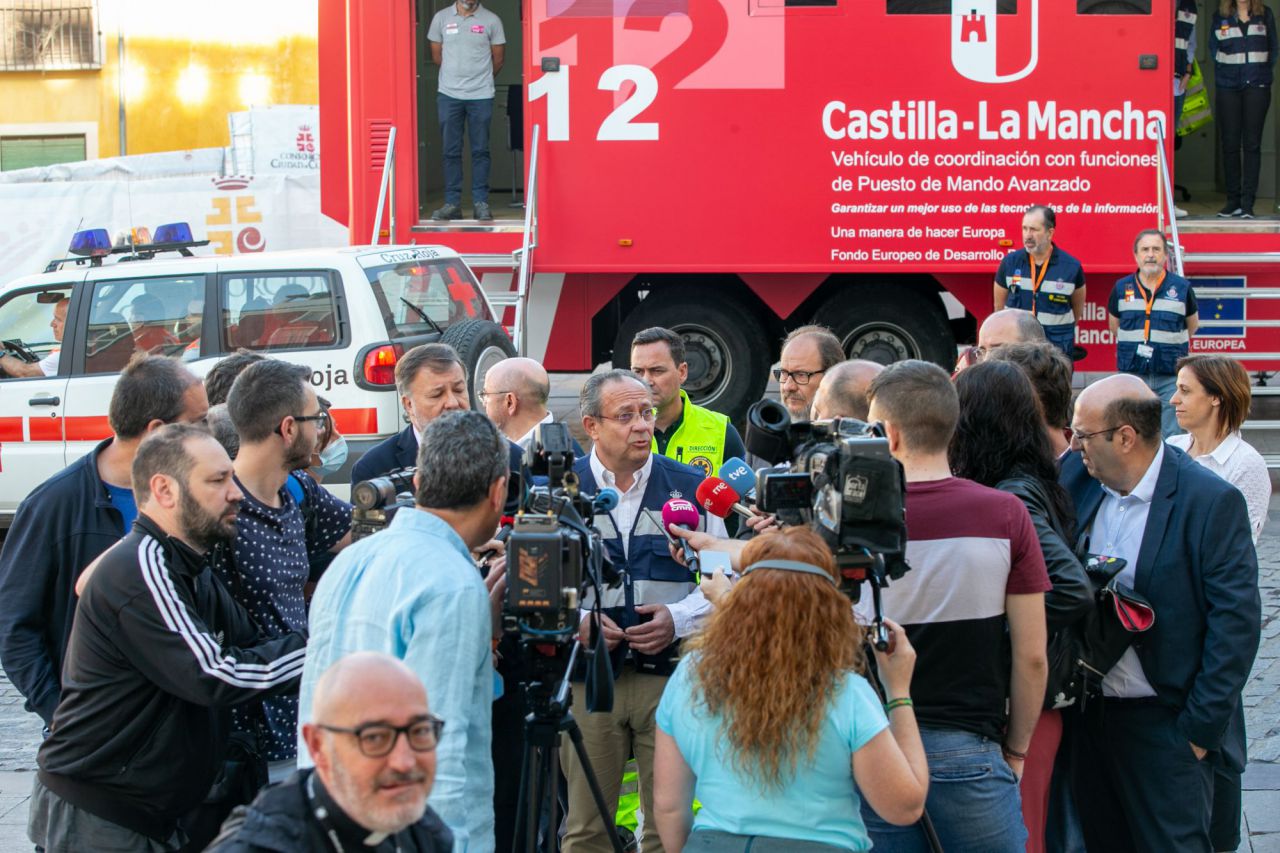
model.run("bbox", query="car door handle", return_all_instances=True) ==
[28,395,60,406]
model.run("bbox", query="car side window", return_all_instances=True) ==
[83,276,204,375]
[364,259,490,339]
[219,271,340,352]
[0,287,73,379]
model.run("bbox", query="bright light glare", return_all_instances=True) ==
[122,62,147,101]
[176,64,209,104]
[239,72,271,105]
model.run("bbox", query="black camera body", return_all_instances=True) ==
[349,467,416,541]
[747,399,910,602]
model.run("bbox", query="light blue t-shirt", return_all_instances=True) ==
[656,655,888,851]
[103,482,138,531]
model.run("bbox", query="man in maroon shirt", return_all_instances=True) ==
[860,360,1050,853]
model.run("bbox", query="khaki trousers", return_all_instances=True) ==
[561,669,669,853]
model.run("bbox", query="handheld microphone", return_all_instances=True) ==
[695,477,754,521]
[661,498,701,568]
[476,516,514,573]
[593,487,620,513]
[717,458,757,501]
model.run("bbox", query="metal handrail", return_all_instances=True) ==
[512,123,541,356]
[1155,121,1184,276]
[371,126,397,245]
[1183,253,1280,265]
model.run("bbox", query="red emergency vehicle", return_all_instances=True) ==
[318,0,1280,418]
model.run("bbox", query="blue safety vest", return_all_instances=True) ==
[996,245,1085,355]
[1111,271,1195,376]
[1212,8,1278,89]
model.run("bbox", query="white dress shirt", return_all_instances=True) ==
[513,411,555,452]
[1167,431,1271,545]
[1092,443,1164,699]
[586,449,727,637]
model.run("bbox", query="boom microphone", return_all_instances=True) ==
[695,477,754,521]
[717,458,757,501]
[661,498,701,568]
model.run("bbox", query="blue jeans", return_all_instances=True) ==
[1138,372,1180,437]
[438,92,493,206]
[861,728,1026,853]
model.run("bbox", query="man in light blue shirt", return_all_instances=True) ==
[299,411,510,853]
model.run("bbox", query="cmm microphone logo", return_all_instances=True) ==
[950,0,1039,84]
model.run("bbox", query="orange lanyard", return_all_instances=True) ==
[1028,250,1052,317]
[1134,271,1165,343]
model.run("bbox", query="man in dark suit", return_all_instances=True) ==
[1060,374,1260,852]
[350,343,524,486]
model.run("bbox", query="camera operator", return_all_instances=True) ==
[653,526,929,851]
[299,411,510,853]
[0,354,208,728]
[562,369,726,853]
[29,424,306,853]
[858,360,1050,852]
[215,359,352,784]
[810,359,884,422]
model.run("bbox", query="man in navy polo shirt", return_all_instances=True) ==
[1107,229,1200,437]
[219,359,352,782]
[994,205,1087,360]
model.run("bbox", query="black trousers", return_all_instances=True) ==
[1216,86,1272,208]
[1072,698,1214,853]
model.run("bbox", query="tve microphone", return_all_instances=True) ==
[661,498,701,567]
[717,458,757,501]
[593,487,620,513]
[695,477,754,521]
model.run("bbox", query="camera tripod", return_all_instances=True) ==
[511,639,625,853]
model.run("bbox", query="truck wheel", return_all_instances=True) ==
[442,320,517,409]
[818,285,955,369]
[614,289,769,422]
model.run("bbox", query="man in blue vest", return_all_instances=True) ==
[1107,230,1199,437]
[561,369,726,853]
[994,205,1086,360]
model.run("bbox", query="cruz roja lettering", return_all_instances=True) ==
[822,100,1166,142]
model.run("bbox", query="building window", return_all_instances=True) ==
[0,1,100,71]
[0,134,85,170]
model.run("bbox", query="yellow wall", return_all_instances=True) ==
[0,15,317,158]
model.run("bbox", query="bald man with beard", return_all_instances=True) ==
[210,652,453,852]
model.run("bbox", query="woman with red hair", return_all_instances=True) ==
[653,526,929,852]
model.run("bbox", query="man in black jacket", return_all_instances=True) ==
[208,651,453,852]
[28,424,306,852]
[0,354,209,728]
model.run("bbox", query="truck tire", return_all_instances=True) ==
[441,319,517,409]
[614,288,769,422]
[818,284,955,369]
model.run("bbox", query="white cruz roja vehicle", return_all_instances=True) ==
[0,224,514,521]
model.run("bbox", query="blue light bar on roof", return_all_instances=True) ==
[68,228,112,256]
[153,222,194,244]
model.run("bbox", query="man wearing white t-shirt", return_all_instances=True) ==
[0,297,66,378]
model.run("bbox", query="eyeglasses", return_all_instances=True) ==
[1071,425,1124,443]
[772,368,826,386]
[275,410,331,436]
[478,389,513,403]
[316,715,445,758]
[596,409,657,426]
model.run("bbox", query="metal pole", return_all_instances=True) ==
[371,126,397,245]
[117,25,126,156]
[389,130,397,245]
[1156,121,1184,276]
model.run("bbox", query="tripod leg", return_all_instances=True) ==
[564,715,625,853]
[514,733,537,853]
[538,737,561,853]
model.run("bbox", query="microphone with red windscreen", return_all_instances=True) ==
[695,477,754,521]
[661,498,701,569]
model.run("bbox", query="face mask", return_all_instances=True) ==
[315,434,349,478]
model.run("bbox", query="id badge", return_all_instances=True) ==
[1135,343,1155,359]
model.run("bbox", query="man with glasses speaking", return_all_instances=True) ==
[775,325,844,422]
[561,370,726,853]
[209,652,454,852]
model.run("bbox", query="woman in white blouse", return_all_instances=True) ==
[1168,353,1269,853]
[1169,354,1271,544]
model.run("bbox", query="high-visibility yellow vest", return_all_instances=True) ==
[652,390,730,478]
[1179,59,1212,136]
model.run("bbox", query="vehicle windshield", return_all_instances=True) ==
[364,259,492,338]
